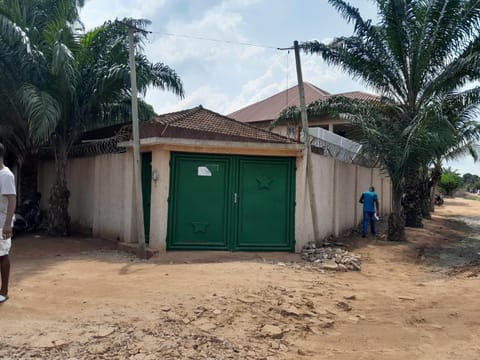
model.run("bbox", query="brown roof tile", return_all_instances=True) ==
[335,91,379,101]
[227,82,378,123]
[142,106,293,144]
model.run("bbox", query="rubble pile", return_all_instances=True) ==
[301,242,362,271]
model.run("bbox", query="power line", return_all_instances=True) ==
[150,31,279,49]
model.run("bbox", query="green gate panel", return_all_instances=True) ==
[168,154,231,250]
[141,152,152,244]
[235,157,295,251]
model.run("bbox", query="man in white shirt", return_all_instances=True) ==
[0,143,16,304]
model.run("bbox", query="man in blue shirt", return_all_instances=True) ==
[359,186,379,238]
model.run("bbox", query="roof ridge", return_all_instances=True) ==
[194,106,294,143]
[304,82,331,96]
[332,90,377,96]
[154,106,203,124]
[228,83,300,116]
[228,82,331,117]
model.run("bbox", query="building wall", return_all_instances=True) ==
[38,153,133,241]
[39,148,392,252]
[91,153,131,241]
[334,161,357,235]
[294,152,392,251]
[309,155,335,239]
[149,149,170,251]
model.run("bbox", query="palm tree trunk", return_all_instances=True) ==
[421,177,432,219]
[404,168,423,228]
[48,147,70,236]
[429,163,442,212]
[387,187,405,241]
[19,154,39,204]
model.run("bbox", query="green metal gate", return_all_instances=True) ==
[167,153,295,251]
[141,152,152,244]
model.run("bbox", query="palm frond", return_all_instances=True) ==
[17,84,61,144]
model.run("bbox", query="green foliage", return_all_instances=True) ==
[0,1,184,234]
[463,173,480,191]
[439,169,463,195]
[474,181,480,191]
[295,0,480,240]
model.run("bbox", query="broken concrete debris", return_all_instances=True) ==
[301,242,362,271]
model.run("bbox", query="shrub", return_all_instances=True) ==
[439,172,462,196]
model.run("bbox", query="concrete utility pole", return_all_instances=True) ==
[127,26,146,259]
[293,40,320,243]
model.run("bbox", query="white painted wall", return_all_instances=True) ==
[149,149,170,251]
[334,161,357,235]
[91,153,130,241]
[38,153,134,242]
[311,155,336,239]
[38,148,392,253]
[294,152,392,251]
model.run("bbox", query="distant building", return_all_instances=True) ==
[228,82,377,140]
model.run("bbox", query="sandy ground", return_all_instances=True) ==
[1,197,479,360]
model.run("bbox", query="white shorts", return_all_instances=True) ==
[0,237,11,256]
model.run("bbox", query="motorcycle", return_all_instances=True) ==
[13,192,42,236]
[434,194,444,206]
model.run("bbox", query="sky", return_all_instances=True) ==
[80,0,480,176]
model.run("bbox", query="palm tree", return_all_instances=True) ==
[425,113,480,215]
[403,90,480,223]
[46,18,184,235]
[299,0,480,240]
[2,1,184,235]
[0,0,62,200]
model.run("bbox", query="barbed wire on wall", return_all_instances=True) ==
[307,135,374,167]
[38,125,133,160]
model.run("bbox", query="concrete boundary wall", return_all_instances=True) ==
[294,152,392,251]
[38,153,132,242]
[39,149,392,252]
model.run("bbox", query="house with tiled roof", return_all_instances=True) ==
[38,105,392,254]
[228,82,378,139]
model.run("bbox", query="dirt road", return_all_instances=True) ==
[1,198,479,359]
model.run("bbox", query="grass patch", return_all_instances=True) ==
[466,195,480,201]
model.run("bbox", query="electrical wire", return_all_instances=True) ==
[150,31,279,50]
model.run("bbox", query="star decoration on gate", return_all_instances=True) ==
[192,222,209,233]
[256,176,273,190]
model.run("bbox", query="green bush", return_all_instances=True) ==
[439,172,462,195]
[474,181,480,191]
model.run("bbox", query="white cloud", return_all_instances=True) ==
[147,3,264,65]
[147,48,367,115]
[224,52,367,114]
[80,0,167,30]
[221,0,263,8]
[80,0,369,118]
[146,85,231,114]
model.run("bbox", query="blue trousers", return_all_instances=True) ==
[363,211,376,236]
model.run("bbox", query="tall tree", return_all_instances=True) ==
[0,0,62,200]
[405,92,480,222]
[300,0,480,240]
[46,18,184,235]
[1,1,184,235]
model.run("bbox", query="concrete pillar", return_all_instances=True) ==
[328,123,334,132]
[333,159,339,236]
[149,149,170,252]
[295,153,311,252]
